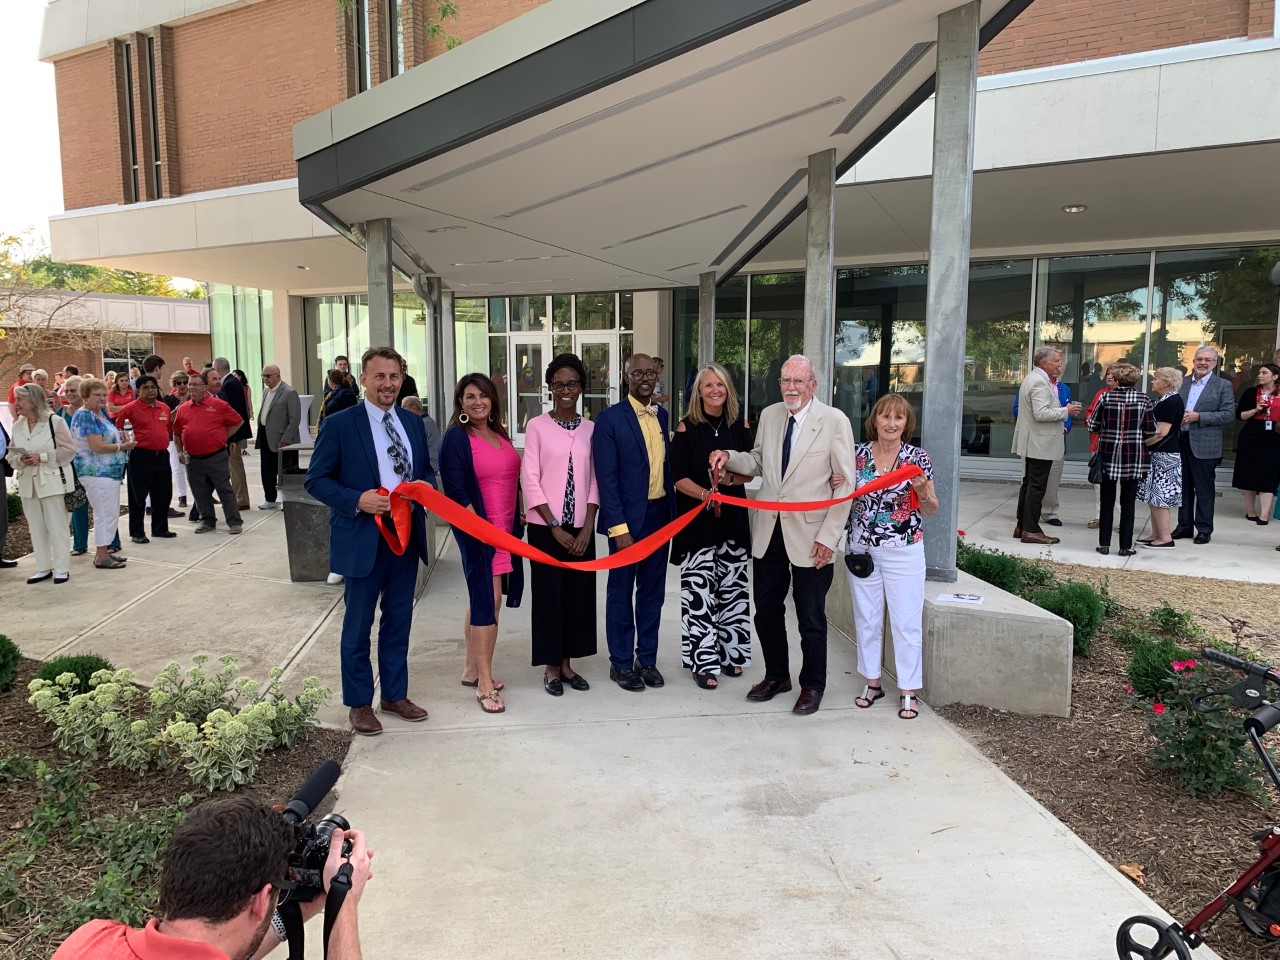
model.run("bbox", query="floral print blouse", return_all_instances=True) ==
[845,442,933,549]
[70,408,127,480]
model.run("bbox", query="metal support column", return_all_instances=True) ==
[366,218,394,349]
[803,149,836,399]
[698,271,716,368]
[921,1,980,582]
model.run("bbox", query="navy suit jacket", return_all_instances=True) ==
[304,403,436,579]
[219,373,253,444]
[591,399,675,536]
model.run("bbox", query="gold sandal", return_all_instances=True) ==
[476,689,506,714]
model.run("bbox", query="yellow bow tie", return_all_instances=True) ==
[635,405,657,417]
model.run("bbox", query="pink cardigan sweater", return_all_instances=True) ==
[520,413,600,528]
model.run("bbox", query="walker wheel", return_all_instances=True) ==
[1235,867,1280,941]
[1116,915,1193,960]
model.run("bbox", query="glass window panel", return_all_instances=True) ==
[620,334,634,369]
[713,276,747,424]
[670,288,698,415]
[487,298,506,333]
[553,334,573,357]
[209,282,236,367]
[552,296,572,332]
[260,291,275,374]
[454,298,489,377]
[620,293,634,331]
[1035,253,1151,461]
[747,273,805,428]
[511,340,544,433]
[488,337,509,428]
[1153,246,1280,461]
[510,296,548,333]
[575,293,615,331]
[393,292,427,396]
[347,295,370,374]
[961,260,1033,458]
[580,339,612,421]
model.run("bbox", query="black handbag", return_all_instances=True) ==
[1087,450,1104,485]
[844,551,874,578]
[47,417,88,511]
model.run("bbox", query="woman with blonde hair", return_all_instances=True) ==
[70,377,136,569]
[1087,362,1155,556]
[670,362,753,688]
[838,393,937,720]
[4,384,76,583]
[1138,367,1184,548]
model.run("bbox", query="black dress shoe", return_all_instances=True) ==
[609,666,645,692]
[1171,528,1193,540]
[793,688,824,715]
[1118,548,1137,557]
[131,536,150,545]
[746,676,793,702]
[0,558,16,569]
[154,531,178,539]
[560,672,590,691]
[544,674,564,697]
[1045,518,1063,527]
[26,572,52,584]
[637,665,664,688]
[1193,533,1211,544]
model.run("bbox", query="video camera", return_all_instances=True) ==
[279,760,351,902]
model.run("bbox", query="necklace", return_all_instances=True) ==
[706,413,726,437]
[870,441,902,475]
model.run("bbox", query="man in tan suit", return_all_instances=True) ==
[1012,346,1082,545]
[710,355,855,715]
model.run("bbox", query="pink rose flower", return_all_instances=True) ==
[1152,702,1166,715]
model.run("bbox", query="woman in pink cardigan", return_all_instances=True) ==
[520,354,601,696]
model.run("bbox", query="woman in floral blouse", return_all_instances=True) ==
[840,394,937,720]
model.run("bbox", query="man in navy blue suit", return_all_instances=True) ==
[591,353,675,692]
[305,346,436,736]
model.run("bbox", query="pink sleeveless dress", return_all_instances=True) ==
[469,433,521,576]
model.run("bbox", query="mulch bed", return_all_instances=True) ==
[941,613,1278,960]
[0,658,352,959]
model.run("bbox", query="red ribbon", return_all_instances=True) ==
[374,464,922,572]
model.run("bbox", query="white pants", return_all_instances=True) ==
[22,494,70,576]
[169,440,187,498]
[81,476,123,548]
[847,540,925,691]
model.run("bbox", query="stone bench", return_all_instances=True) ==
[826,569,1072,717]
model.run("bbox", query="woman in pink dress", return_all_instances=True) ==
[438,373,523,714]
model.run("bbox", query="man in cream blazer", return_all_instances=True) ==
[710,355,855,715]
[1012,346,1081,545]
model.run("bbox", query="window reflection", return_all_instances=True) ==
[748,273,805,427]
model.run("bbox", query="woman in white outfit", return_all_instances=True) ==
[841,394,938,720]
[5,384,76,584]
[69,378,137,569]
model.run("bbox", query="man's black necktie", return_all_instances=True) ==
[780,415,796,478]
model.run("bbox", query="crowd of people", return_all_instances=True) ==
[305,347,937,734]
[1013,344,1280,554]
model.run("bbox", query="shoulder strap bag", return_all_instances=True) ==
[48,416,88,511]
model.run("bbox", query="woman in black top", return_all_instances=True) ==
[1232,363,1280,525]
[669,363,752,689]
[1137,367,1184,548]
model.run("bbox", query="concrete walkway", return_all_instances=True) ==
[2,464,1220,959]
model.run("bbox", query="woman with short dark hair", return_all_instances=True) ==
[521,354,600,696]
[1087,362,1155,556]
[438,373,523,714]
[1232,363,1280,525]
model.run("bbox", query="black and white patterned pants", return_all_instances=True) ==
[680,541,751,674]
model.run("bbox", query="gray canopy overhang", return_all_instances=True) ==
[294,0,1031,296]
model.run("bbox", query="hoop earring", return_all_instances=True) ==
[458,413,469,424]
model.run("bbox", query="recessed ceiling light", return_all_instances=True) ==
[296,265,310,270]
[1061,204,1087,214]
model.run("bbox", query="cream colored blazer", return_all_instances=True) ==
[1011,370,1069,461]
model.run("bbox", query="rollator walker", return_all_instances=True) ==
[1117,648,1280,959]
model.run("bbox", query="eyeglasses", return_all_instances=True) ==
[386,445,409,478]
[549,380,582,392]
[779,377,812,387]
[628,370,659,380]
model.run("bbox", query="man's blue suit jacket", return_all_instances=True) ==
[591,399,675,537]
[305,404,436,579]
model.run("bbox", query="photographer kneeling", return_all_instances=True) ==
[52,794,374,960]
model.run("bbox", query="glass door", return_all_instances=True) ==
[508,338,549,443]
[576,334,617,420]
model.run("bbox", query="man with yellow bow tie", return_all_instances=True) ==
[591,353,676,692]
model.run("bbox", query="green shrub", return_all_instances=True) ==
[1141,661,1259,798]
[1128,636,1194,699]
[1148,601,1202,641]
[956,538,1054,597]
[1097,577,1123,619]
[35,654,116,695]
[1112,624,1157,651]
[0,634,20,693]
[1028,582,1106,657]
[6,491,21,523]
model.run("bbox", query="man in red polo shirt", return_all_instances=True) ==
[115,375,178,544]
[51,794,372,960]
[7,362,35,405]
[172,372,245,535]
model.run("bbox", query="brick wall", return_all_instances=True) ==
[153,333,215,372]
[979,0,1258,75]
[55,46,128,210]
[8,346,103,387]
[170,0,348,195]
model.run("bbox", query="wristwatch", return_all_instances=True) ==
[548,517,560,528]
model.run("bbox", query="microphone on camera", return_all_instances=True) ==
[282,760,341,824]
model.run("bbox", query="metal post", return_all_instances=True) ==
[366,218,394,348]
[921,1,979,582]
[698,271,716,368]
[803,149,836,399]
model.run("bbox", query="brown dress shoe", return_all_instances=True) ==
[380,698,428,722]
[1012,527,1023,539]
[1020,532,1060,545]
[746,676,793,702]
[349,705,383,736]
[793,688,824,715]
